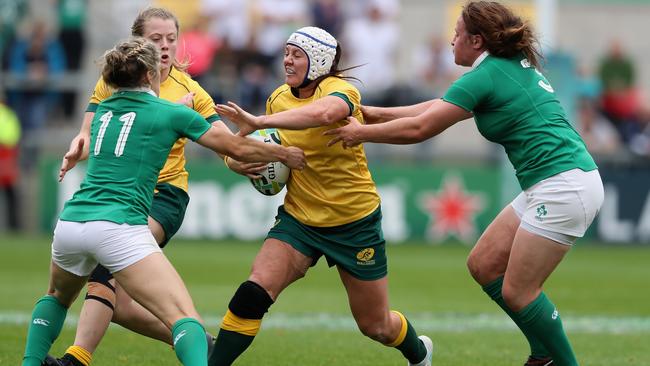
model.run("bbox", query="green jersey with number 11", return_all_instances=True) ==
[443,52,597,190]
[60,90,211,225]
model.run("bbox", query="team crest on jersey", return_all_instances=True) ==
[356,248,375,265]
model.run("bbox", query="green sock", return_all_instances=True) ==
[208,329,255,366]
[172,318,208,366]
[518,293,578,366]
[483,277,550,358]
[22,295,67,366]
[394,318,427,364]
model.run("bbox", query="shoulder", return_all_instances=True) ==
[319,77,358,93]
[166,67,206,93]
[267,84,292,104]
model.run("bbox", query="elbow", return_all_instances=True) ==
[313,105,341,126]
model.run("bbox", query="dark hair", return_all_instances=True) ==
[131,7,189,71]
[462,1,543,68]
[101,37,160,89]
[308,43,362,89]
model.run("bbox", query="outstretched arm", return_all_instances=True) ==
[326,100,472,147]
[216,96,350,135]
[361,99,441,124]
[59,111,94,180]
[196,126,306,170]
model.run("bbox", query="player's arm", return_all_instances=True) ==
[216,96,350,136]
[361,99,441,124]
[326,100,472,147]
[196,126,306,170]
[59,111,94,181]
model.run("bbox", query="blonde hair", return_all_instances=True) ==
[101,37,160,89]
[131,7,189,72]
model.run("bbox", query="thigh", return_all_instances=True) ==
[338,268,389,323]
[503,227,571,310]
[249,238,313,300]
[48,261,88,308]
[112,252,198,329]
[148,183,190,248]
[467,203,521,284]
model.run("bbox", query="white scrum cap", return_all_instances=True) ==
[286,26,338,82]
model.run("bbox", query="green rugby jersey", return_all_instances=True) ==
[443,52,597,190]
[60,90,211,225]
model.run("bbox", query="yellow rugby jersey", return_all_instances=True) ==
[86,66,220,191]
[267,77,380,227]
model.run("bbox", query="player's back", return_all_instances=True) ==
[60,90,209,225]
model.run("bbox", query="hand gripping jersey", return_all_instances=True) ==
[267,77,380,227]
[60,90,211,225]
[86,66,220,191]
[443,53,597,190]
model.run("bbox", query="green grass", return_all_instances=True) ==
[1,234,649,365]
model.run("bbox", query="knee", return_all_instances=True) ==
[356,318,393,344]
[466,242,508,284]
[501,282,531,312]
[85,266,117,311]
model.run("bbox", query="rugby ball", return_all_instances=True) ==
[248,129,290,195]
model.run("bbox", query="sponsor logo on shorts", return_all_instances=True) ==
[535,204,548,221]
[356,248,376,265]
[33,318,50,326]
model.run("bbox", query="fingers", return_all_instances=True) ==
[327,136,342,147]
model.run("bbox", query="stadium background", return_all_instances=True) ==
[1,0,649,365]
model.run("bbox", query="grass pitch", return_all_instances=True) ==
[1,234,648,365]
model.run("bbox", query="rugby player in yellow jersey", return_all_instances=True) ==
[212,27,434,366]
[47,8,263,366]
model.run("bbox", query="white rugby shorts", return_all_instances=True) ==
[511,168,604,245]
[51,220,161,276]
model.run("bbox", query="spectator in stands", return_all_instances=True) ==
[56,0,88,118]
[311,0,343,37]
[0,95,21,231]
[598,39,642,142]
[342,0,399,105]
[7,19,66,170]
[0,0,28,70]
[412,34,463,97]
[577,97,622,155]
[177,15,221,85]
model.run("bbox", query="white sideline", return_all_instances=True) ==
[2,312,650,334]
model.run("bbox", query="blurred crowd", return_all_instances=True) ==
[1,0,650,231]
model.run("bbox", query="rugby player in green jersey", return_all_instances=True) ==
[326,2,603,366]
[20,37,305,366]
[212,26,433,366]
[46,8,267,366]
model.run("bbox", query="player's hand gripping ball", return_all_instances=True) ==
[248,129,290,195]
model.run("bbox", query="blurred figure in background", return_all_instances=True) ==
[0,0,28,69]
[0,95,21,232]
[7,19,66,171]
[55,0,87,118]
[411,34,463,98]
[176,15,221,86]
[598,39,642,142]
[311,0,343,38]
[577,97,622,155]
[342,0,399,106]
